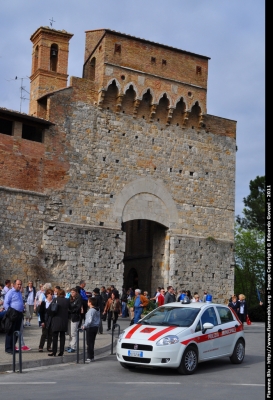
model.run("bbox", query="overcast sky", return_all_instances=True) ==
[0,0,265,217]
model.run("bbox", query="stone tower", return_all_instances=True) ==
[0,27,237,303]
[29,27,73,117]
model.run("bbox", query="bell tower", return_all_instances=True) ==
[29,26,73,116]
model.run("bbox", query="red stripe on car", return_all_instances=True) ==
[181,325,242,346]
[125,324,142,339]
[148,326,176,341]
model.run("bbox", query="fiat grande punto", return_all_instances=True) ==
[116,300,245,374]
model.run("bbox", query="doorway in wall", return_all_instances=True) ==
[122,219,168,296]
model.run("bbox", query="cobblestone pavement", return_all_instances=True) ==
[0,315,130,372]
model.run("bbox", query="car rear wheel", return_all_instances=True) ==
[177,346,198,375]
[120,362,135,369]
[230,339,245,364]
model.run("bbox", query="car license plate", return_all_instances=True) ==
[128,350,143,357]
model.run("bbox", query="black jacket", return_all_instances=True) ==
[228,300,240,315]
[68,295,82,322]
[50,297,69,332]
[93,294,104,313]
[39,300,52,328]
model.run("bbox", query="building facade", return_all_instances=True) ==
[0,27,236,302]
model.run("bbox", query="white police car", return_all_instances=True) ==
[116,297,245,374]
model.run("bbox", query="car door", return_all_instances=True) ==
[214,305,240,355]
[195,306,222,360]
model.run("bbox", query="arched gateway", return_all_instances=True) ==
[113,178,178,294]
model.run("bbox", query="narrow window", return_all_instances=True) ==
[196,66,202,75]
[115,44,121,53]
[162,59,167,65]
[89,57,96,80]
[50,44,58,72]
[34,45,39,71]
[151,57,156,64]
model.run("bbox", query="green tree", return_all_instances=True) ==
[236,175,265,232]
[234,223,265,307]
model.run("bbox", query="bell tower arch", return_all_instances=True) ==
[29,27,73,117]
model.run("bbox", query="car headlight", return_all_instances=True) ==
[118,331,126,342]
[156,335,179,346]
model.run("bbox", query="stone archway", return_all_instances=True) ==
[113,177,178,228]
[113,177,178,294]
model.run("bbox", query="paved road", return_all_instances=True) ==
[0,323,265,400]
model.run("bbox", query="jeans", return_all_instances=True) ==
[86,326,98,359]
[68,320,78,349]
[122,301,127,318]
[134,307,143,324]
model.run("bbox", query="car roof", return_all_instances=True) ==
[162,302,224,309]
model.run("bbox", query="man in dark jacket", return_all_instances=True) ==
[77,280,88,325]
[100,286,108,308]
[93,288,104,334]
[164,286,176,304]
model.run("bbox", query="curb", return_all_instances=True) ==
[0,339,117,373]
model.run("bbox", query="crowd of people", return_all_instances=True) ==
[0,279,124,362]
[0,279,252,361]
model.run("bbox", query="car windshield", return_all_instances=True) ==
[140,306,200,327]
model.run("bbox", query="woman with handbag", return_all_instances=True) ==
[48,289,69,357]
[38,289,54,352]
[103,291,121,331]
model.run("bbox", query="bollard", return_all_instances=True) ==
[76,328,86,364]
[12,331,22,373]
[111,323,120,355]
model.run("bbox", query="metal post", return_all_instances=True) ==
[111,323,120,355]
[13,331,22,373]
[76,328,80,363]
[76,328,86,364]
[83,329,86,364]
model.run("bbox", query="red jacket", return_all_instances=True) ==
[157,294,165,306]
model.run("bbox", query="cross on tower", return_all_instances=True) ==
[49,17,55,27]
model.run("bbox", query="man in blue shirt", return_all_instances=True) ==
[3,279,24,354]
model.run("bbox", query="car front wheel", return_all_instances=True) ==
[230,339,245,364]
[177,345,198,375]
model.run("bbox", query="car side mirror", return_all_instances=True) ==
[202,322,214,334]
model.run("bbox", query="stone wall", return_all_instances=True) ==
[169,235,234,303]
[0,187,47,284]
[45,96,235,241]
[0,187,125,291]
[41,221,125,291]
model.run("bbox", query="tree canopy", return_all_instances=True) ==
[236,175,265,232]
[234,223,265,307]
